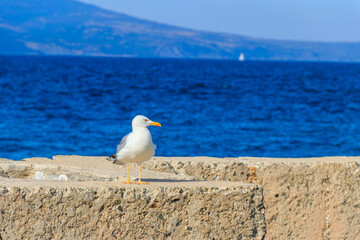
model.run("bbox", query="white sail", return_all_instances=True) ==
[238,53,245,61]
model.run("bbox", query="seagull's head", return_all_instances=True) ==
[132,115,161,130]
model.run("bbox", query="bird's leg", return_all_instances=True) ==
[123,164,135,184]
[137,164,148,184]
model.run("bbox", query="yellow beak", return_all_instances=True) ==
[150,121,161,127]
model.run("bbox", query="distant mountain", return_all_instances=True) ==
[1,0,360,61]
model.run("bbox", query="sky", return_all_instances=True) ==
[79,0,360,42]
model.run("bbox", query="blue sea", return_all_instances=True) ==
[1,56,360,160]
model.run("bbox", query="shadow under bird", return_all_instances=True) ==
[108,115,161,184]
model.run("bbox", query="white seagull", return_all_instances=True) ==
[112,115,161,184]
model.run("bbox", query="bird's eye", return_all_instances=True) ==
[144,119,148,122]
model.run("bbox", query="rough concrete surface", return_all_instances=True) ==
[146,156,360,240]
[1,156,359,239]
[0,156,266,240]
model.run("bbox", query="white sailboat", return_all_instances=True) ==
[238,53,245,61]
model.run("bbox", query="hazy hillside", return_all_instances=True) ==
[1,0,360,61]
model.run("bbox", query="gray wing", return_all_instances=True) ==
[107,133,130,163]
[116,133,130,154]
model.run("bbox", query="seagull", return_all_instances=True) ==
[111,115,161,184]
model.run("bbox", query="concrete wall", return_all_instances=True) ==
[145,157,360,240]
[0,157,266,240]
[1,156,359,239]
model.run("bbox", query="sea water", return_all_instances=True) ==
[1,56,360,160]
